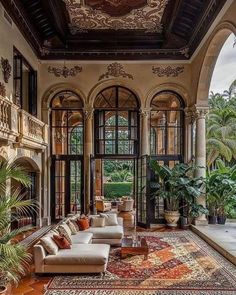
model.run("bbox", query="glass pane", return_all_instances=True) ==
[70,161,81,214]
[52,127,68,155]
[55,161,66,219]
[95,88,116,108]
[69,125,83,155]
[51,91,83,108]
[118,88,137,108]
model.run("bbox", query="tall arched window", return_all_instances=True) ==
[94,86,139,156]
[50,91,84,220]
[150,91,185,163]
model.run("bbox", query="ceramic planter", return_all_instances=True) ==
[217,215,226,225]
[208,215,217,224]
[164,210,180,227]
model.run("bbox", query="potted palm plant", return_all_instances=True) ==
[150,161,206,227]
[206,160,236,225]
[0,160,36,294]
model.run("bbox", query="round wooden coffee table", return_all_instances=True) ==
[121,236,148,260]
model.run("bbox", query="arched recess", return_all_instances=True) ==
[11,157,40,228]
[196,22,236,105]
[87,79,143,109]
[145,83,190,109]
[41,83,86,124]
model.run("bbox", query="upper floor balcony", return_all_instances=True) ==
[0,95,48,151]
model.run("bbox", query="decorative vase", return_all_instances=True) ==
[164,210,180,227]
[0,286,7,295]
[208,215,217,224]
[217,215,226,225]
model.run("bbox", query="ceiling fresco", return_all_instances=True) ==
[63,0,169,33]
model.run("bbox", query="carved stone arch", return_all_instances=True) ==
[41,83,86,124]
[196,21,236,105]
[13,156,41,172]
[145,83,190,109]
[87,79,143,109]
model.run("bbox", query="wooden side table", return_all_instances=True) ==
[121,236,148,260]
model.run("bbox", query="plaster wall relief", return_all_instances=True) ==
[152,66,184,77]
[99,62,133,81]
[0,82,6,97]
[1,58,11,83]
[63,0,168,33]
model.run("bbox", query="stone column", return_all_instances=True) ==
[140,109,150,156]
[194,105,209,225]
[84,108,94,214]
[184,107,194,164]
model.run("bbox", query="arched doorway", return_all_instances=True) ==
[143,91,185,226]
[92,86,140,208]
[50,90,84,220]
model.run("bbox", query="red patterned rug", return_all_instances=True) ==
[44,231,236,295]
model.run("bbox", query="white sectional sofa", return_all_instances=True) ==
[34,214,124,274]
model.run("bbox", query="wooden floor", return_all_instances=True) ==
[10,211,176,295]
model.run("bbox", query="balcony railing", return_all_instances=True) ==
[0,95,48,150]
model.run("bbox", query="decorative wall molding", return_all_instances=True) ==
[83,108,94,120]
[99,62,133,81]
[48,65,82,78]
[194,105,209,119]
[1,58,11,83]
[0,82,6,97]
[152,66,184,77]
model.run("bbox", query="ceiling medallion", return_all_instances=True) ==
[0,82,6,97]
[99,63,133,81]
[48,64,82,78]
[1,58,11,83]
[152,66,184,77]
[63,0,168,33]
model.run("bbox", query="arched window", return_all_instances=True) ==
[94,86,139,156]
[150,91,184,160]
[51,91,84,155]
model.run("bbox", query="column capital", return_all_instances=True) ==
[83,108,94,120]
[140,108,151,118]
[194,105,209,119]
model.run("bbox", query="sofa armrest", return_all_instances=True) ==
[34,244,46,273]
[117,217,123,226]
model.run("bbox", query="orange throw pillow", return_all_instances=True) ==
[52,234,71,249]
[77,218,90,230]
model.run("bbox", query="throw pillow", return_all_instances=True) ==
[100,213,118,226]
[67,220,77,234]
[77,217,90,230]
[40,236,58,255]
[70,218,80,232]
[52,234,71,249]
[91,217,105,227]
[58,224,72,244]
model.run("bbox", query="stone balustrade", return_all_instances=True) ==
[0,95,48,150]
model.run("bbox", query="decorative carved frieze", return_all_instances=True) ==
[1,58,11,83]
[140,109,150,118]
[48,65,82,78]
[99,63,133,81]
[194,106,209,119]
[152,66,184,77]
[0,82,6,97]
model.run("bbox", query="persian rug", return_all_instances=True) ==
[44,231,236,295]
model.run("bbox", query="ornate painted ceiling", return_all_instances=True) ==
[63,0,168,33]
[0,0,228,60]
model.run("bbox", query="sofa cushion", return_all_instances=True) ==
[77,218,90,230]
[44,244,110,266]
[100,213,118,226]
[67,220,77,235]
[52,235,71,249]
[91,217,105,228]
[40,236,58,255]
[85,225,123,239]
[58,224,72,244]
[70,232,93,244]
[69,218,80,232]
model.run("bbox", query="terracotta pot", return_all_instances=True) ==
[0,286,7,295]
[164,210,180,227]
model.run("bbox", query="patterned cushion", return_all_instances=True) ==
[69,218,80,232]
[58,224,72,244]
[91,217,105,227]
[67,220,77,235]
[40,236,58,255]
